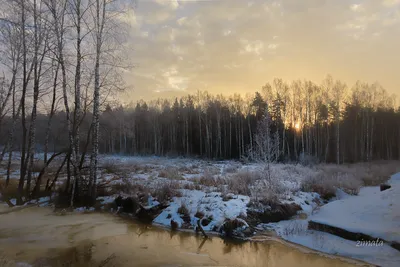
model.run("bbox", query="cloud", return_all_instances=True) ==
[122,0,400,101]
[382,0,400,7]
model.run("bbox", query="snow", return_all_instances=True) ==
[310,172,400,243]
[154,190,249,231]
[97,196,116,205]
[263,219,400,267]
[74,207,96,213]
[16,263,33,267]
[143,196,160,209]
[262,172,400,267]
[281,191,320,214]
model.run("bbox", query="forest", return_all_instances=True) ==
[2,78,399,164]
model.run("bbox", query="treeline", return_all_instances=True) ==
[2,77,399,164]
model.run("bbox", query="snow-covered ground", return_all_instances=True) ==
[154,190,249,231]
[262,172,400,267]
[264,220,400,267]
[311,172,400,243]
[93,155,324,234]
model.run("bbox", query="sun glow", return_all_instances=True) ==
[294,122,301,131]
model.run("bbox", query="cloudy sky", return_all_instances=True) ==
[121,0,400,101]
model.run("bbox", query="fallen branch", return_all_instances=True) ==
[46,153,68,192]
[32,151,65,198]
[98,253,116,267]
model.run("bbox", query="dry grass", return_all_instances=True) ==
[227,170,259,195]
[301,161,400,199]
[301,170,363,199]
[152,181,182,203]
[193,170,226,187]
[0,178,19,202]
[158,166,184,180]
[107,178,149,196]
[31,161,46,173]
[182,182,202,190]
[101,160,120,174]
[281,221,307,236]
[178,165,199,174]
[100,160,155,176]
[223,163,240,174]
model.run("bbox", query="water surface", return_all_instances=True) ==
[0,207,367,267]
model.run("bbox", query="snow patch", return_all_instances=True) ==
[154,190,249,231]
[266,220,400,267]
[310,173,400,243]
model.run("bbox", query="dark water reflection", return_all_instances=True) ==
[0,207,366,267]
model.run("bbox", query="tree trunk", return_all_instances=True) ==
[89,0,106,200]
[44,61,59,163]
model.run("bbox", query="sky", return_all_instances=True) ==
[121,0,400,102]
